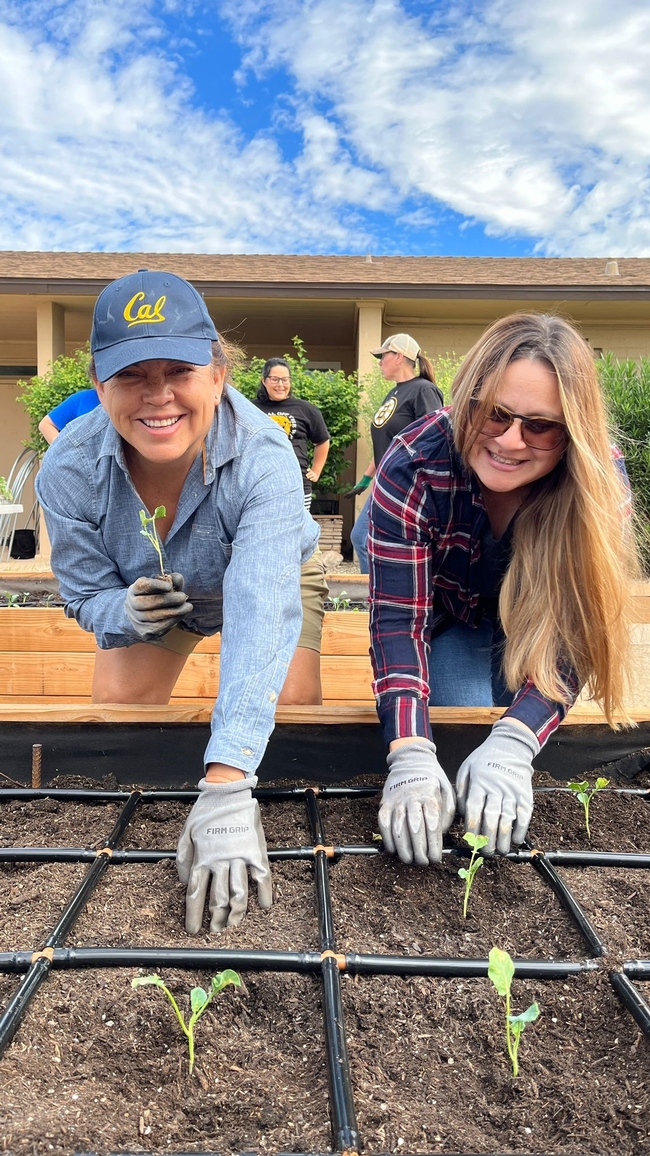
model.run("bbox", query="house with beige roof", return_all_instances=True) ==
[1,251,649,555]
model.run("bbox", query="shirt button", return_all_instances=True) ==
[241,747,253,757]
[269,691,277,703]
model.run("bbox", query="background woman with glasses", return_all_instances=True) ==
[253,356,330,707]
[349,333,443,572]
[368,312,641,870]
[254,358,330,510]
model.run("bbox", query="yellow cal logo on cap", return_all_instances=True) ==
[123,293,166,328]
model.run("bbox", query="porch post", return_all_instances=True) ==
[35,302,65,565]
[354,301,384,521]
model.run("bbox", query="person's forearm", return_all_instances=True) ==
[307,440,330,482]
[206,763,246,782]
[38,416,60,445]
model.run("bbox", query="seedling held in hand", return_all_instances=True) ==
[132,969,241,1074]
[458,832,489,918]
[488,946,539,1077]
[567,777,609,840]
[139,505,166,578]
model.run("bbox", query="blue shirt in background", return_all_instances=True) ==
[48,388,100,431]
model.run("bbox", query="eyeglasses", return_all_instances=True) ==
[266,376,291,386]
[468,399,569,450]
[378,351,397,360]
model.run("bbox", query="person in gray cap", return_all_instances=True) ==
[349,334,443,572]
[36,269,319,936]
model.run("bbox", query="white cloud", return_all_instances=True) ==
[223,0,650,255]
[0,0,375,251]
[2,0,650,255]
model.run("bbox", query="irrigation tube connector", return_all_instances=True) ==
[2,780,650,1156]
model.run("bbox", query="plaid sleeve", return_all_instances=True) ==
[503,673,579,746]
[368,432,441,745]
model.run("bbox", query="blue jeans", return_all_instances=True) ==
[351,493,370,574]
[428,617,513,707]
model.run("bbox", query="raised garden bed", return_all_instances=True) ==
[1,770,650,1156]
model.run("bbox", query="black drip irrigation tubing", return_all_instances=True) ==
[609,971,650,1035]
[525,843,606,957]
[304,787,360,1155]
[2,781,650,1156]
[0,790,142,1052]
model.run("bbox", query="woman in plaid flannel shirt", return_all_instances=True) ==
[368,313,641,865]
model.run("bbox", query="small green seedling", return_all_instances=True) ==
[132,969,241,1074]
[488,946,539,1077]
[4,592,21,608]
[329,590,351,611]
[139,505,167,578]
[458,832,489,918]
[567,777,609,840]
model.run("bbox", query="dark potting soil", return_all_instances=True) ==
[0,776,649,1155]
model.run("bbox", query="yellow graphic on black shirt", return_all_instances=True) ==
[269,412,297,439]
[373,395,398,428]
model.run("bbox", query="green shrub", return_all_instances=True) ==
[17,347,92,456]
[358,352,463,440]
[233,337,359,493]
[598,354,650,570]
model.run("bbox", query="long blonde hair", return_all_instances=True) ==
[452,312,641,726]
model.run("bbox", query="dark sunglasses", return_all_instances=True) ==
[468,399,569,450]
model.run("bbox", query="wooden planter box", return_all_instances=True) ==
[0,591,648,711]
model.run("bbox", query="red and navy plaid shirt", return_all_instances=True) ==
[368,407,628,748]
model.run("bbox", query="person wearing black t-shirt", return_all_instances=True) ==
[253,357,330,706]
[254,359,331,510]
[350,334,443,572]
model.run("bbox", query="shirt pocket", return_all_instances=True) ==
[189,522,232,591]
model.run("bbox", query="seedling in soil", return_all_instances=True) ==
[139,505,166,578]
[132,969,241,1074]
[329,590,351,611]
[4,592,21,608]
[458,832,489,918]
[487,946,539,1078]
[567,777,609,840]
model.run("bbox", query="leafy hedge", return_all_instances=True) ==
[17,347,91,457]
[598,354,650,570]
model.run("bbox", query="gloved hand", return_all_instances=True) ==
[176,776,272,934]
[379,739,456,864]
[124,573,192,639]
[343,474,373,499]
[456,718,540,855]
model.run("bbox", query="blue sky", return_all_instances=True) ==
[1,0,649,256]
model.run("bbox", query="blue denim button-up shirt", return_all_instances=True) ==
[35,386,319,774]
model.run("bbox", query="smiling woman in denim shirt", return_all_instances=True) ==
[36,269,320,936]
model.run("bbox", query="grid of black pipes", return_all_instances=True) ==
[0,780,650,1156]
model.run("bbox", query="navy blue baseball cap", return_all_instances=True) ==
[91,269,218,381]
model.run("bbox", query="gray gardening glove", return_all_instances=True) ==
[379,739,456,865]
[124,573,192,639]
[456,718,539,855]
[176,777,272,934]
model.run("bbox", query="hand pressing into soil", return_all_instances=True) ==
[379,739,456,864]
[124,573,192,640]
[176,776,273,933]
[456,718,539,855]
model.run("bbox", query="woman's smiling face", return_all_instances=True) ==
[467,358,567,495]
[96,359,225,469]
